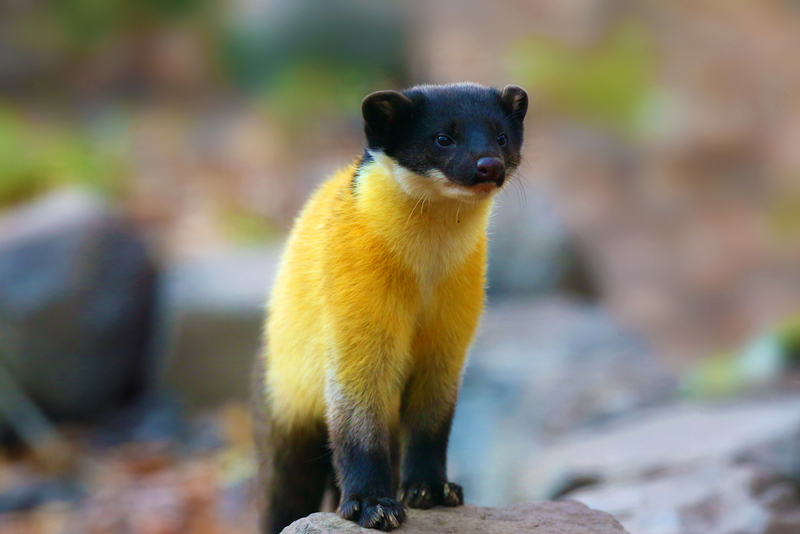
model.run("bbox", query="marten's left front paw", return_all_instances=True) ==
[398,481,464,509]
[339,495,407,531]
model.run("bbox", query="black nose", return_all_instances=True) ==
[476,157,505,184]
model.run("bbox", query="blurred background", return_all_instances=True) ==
[1,0,800,533]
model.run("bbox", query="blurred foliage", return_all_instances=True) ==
[221,208,281,245]
[259,63,393,134]
[509,21,657,136]
[0,105,126,207]
[222,0,406,132]
[768,192,800,242]
[222,0,405,88]
[40,0,206,53]
[682,313,800,398]
[781,313,800,362]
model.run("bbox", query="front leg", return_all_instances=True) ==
[320,225,420,529]
[398,243,485,509]
[327,375,407,531]
[323,318,413,531]
[398,376,464,509]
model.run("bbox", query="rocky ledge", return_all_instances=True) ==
[281,501,628,534]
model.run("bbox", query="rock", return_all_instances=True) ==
[488,186,598,299]
[571,463,800,534]
[517,399,800,534]
[0,189,158,421]
[159,247,280,409]
[449,298,676,505]
[521,400,800,501]
[281,501,629,534]
[0,477,82,514]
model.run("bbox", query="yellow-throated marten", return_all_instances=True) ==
[252,82,528,533]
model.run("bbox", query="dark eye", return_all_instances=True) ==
[436,135,454,147]
[497,134,507,146]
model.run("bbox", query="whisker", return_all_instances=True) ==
[518,175,529,208]
[406,194,425,226]
[516,155,534,185]
[422,191,432,214]
[507,171,527,208]
[512,180,524,208]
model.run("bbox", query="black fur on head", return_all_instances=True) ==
[362,83,528,188]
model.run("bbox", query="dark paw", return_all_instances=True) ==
[398,481,464,509]
[440,482,464,506]
[339,495,407,531]
[397,481,435,509]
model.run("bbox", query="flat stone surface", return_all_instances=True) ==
[515,399,800,534]
[571,463,800,534]
[521,399,800,500]
[281,501,629,534]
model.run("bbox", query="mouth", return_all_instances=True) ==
[444,181,499,196]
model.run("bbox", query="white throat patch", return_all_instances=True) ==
[368,150,499,203]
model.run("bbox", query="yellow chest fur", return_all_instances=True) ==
[355,156,491,301]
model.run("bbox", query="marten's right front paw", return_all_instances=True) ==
[339,495,408,531]
[398,481,464,509]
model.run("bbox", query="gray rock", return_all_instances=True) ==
[521,400,800,501]
[571,464,800,534]
[488,185,598,299]
[281,501,629,534]
[0,189,158,421]
[159,247,280,409]
[517,399,800,534]
[449,298,676,505]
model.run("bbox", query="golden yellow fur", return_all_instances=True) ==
[261,152,493,436]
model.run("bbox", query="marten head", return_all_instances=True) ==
[362,82,527,201]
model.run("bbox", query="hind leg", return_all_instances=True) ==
[257,426,330,534]
[252,356,332,534]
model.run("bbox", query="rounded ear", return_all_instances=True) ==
[362,90,414,148]
[501,85,528,121]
